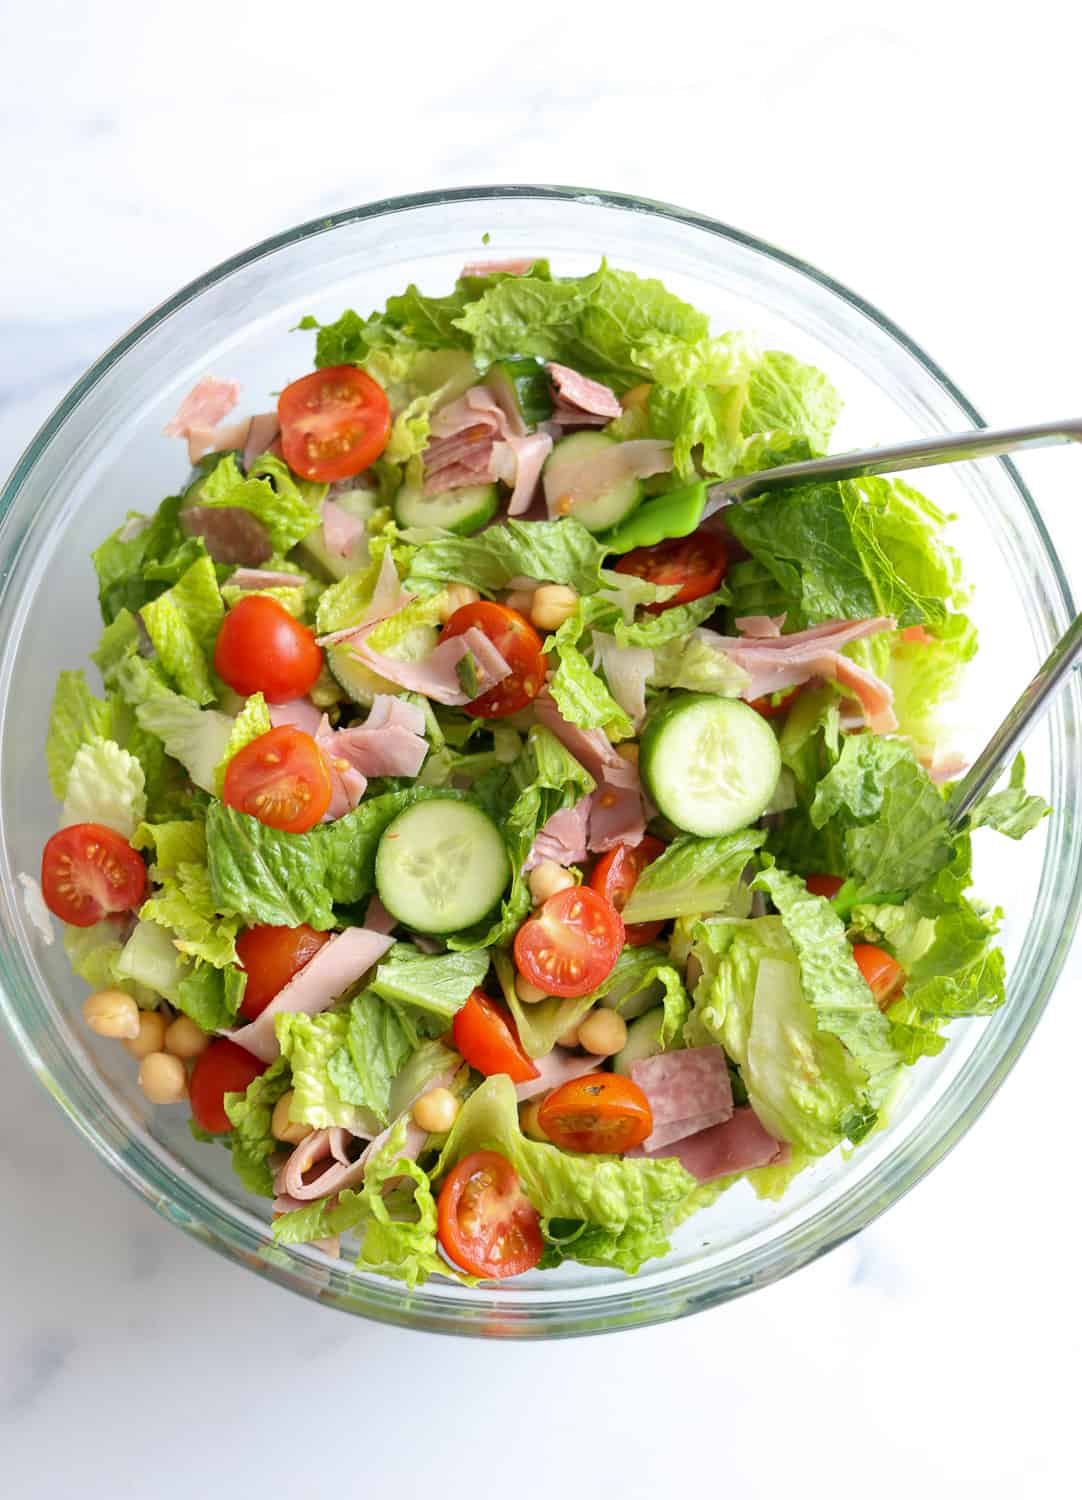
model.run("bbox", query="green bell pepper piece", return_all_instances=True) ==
[597,483,707,554]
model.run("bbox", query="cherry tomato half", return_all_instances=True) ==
[437,1150,543,1279]
[441,601,546,717]
[235,924,330,1022]
[214,594,323,704]
[805,873,844,900]
[900,625,933,645]
[514,886,624,999]
[749,686,801,720]
[189,1039,266,1134]
[278,366,391,483]
[452,990,539,1084]
[589,835,666,947]
[852,943,906,1009]
[222,725,331,833]
[40,823,146,928]
[613,531,728,614]
[538,1073,653,1154]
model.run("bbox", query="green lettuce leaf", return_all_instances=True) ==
[91,493,208,625]
[61,739,146,838]
[434,1074,698,1274]
[134,818,240,971]
[622,829,764,924]
[368,944,489,1023]
[740,350,842,453]
[275,1009,381,1137]
[224,1057,293,1194]
[114,919,187,1003]
[548,639,634,740]
[403,517,609,598]
[650,633,751,696]
[613,589,730,648]
[46,671,114,799]
[847,612,977,763]
[329,991,419,1128]
[175,961,246,1032]
[199,453,324,554]
[213,693,271,794]
[649,382,744,479]
[115,660,234,795]
[139,554,224,704]
[968,752,1050,839]
[63,922,150,1002]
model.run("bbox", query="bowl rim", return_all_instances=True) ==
[1,183,1078,1339]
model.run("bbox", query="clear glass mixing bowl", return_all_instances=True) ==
[1,186,1078,1338]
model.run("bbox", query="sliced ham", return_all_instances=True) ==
[421,384,550,513]
[515,1048,603,1102]
[314,552,413,651]
[631,1106,790,1181]
[923,748,968,784]
[630,1047,734,1153]
[701,616,899,733]
[243,412,280,471]
[546,363,622,421]
[179,506,272,566]
[229,927,394,1063]
[268,697,324,737]
[229,568,305,591]
[523,799,591,871]
[186,416,251,465]
[592,634,652,730]
[363,695,427,736]
[322,499,365,559]
[543,439,673,518]
[734,614,786,639]
[502,431,553,516]
[315,705,428,783]
[363,894,398,934]
[164,375,240,438]
[460,257,537,277]
[345,626,510,706]
[534,692,646,852]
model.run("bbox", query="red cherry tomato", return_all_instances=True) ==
[278,365,391,483]
[222,725,331,833]
[900,625,933,644]
[852,943,906,1009]
[613,531,728,614]
[805,873,844,899]
[40,823,146,928]
[749,686,801,719]
[440,601,546,717]
[538,1073,654,1154]
[235,924,330,1022]
[437,1150,543,1279]
[452,990,539,1084]
[589,835,666,946]
[513,886,624,999]
[213,594,323,704]
[189,1040,266,1134]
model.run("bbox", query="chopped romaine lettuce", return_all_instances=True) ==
[61,739,146,839]
[622,829,763,924]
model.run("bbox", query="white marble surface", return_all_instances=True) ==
[3,3,1081,1495]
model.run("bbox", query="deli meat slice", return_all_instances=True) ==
[523,799,591,871]
[460,257,537,277]
[545,363,622,421]
[346,626,510,706]
[631,1106,790,1181]
[630,1047,734,1152]
[268,697,324,737]
[514,1047,603,1102]
[179,506,272,566]
[533,691,645,851]
[164,375,240,437]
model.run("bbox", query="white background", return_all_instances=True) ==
[2,3,1080,1495]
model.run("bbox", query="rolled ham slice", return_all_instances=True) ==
[229,927,394,1063]
[243,412,280,470]
[268,697,324,737]
[523,799,591,871]
[630,1106,790,1181]
[630,1047,734,1153]
[514,1048,603,1102]
[533,692,645,852]
[545,363,622,421]
[164,375,240,438]
[229,568,306,591]
[322,499,364,559]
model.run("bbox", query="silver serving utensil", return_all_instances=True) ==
[703,416,1082,824]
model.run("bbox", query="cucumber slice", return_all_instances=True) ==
[487,357,553,429]
[297,489,377,581]
[375,798,511,934]
[612,1008,665,1076]
[640,695,781,836]
[393,482,499,536]
[542,431,644,533]
[327,622,439,707]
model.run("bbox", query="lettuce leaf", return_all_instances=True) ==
[199,453,324,554]
[63,922,149,1002]
[433,1074,698,1274]
[46,671,114,799]
[368,944,489,1023]
[134,818,240,971]
[213,693,271,794]
[139,554,224,705]
[650,633,751,696]
[174,961,246,1032]
[224,1056,293,1195]
[649,382,744,479]
[275,1009,381,1137]
[548,638,634,740]
[61,739,146,838]
[91,493,208,625]
[968,752,1050,839]
[330,991,419,1128]
[403,517,609,598]
[740,350,842,453]
[622,829,763,924]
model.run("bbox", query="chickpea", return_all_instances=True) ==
[123,1010,167,1060]
[412,1087,460,1134]
[164,1014,210,1061]
[83,989,140,1041]
[556,1021,583,1049]
[438,583,481,622]
[530,584,578,633]
[578,1008,628,1057]
[271,1089,310,1146]
[504,589,536,616]
[137,1052,188,1105]
[519,1099,549,1142]
[527,860,576,906]
[516,974,550,1005]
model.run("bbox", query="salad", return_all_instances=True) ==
[38,256,1049,1286]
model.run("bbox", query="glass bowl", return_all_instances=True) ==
[1,186,1078,1339]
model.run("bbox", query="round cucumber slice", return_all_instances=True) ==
[542,431,644,533]
[375,798,511,934]
[393,482,499,536]
[612,1008,666,1076]
[639,695,782,836]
